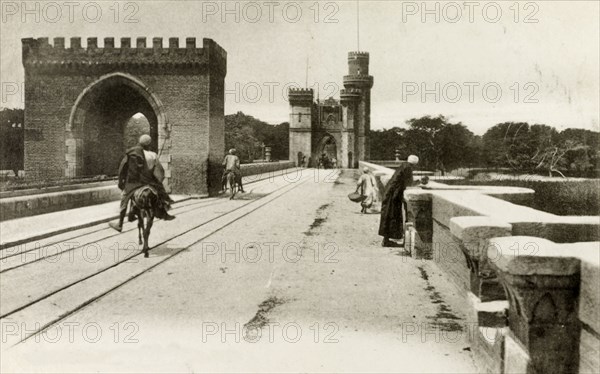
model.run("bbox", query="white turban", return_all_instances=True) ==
[139,134,152,146]
[407,155,419,165]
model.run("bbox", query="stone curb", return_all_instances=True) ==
[0,197,193,250]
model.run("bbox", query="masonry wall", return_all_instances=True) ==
[207,71,226,195]
[289,102,312,166]
[22,37,227,196]
[24,73,85,179]
[360,161,600,374]
[151,73,211,195]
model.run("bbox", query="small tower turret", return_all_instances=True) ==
[343,51,373,163]
[288,88,314,167]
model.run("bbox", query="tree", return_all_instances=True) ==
[482,122,594,177]
[224,112,289,162]
[560,128,599,177]
[369,127,404,160]
[400,115,479,173]
[482,122,533,170]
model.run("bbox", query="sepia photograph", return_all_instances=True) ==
[0,0,599,373]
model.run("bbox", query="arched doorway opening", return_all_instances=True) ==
[318,135,337,158]
[124,113,151,150]
[316,134,338,168]
[67,73,168,179]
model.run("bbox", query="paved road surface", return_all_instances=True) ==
[1,168,477,373]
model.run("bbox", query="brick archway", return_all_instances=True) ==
[66,72,171,188]
[22,37,226,195]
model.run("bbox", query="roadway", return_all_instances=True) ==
[0,168,477,373]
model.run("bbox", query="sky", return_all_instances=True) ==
[1,0,598,135]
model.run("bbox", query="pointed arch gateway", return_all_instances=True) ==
[23,37,226,195]
[66,72,170,187]
[316,133,338,163]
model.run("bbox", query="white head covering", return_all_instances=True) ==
[229,148,236,154]
[407,155,419,165]
[363,167,370,173]
[139,134,152,147]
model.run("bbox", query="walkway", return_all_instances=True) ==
[0,168,477,373]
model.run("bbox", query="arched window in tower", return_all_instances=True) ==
[298,113,302,123]
[326,114,336,126]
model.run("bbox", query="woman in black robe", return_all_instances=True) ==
[378,155,419,246]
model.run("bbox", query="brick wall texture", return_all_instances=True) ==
[22,37,227,196]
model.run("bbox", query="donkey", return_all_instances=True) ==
[226,171,238,200]
[131,186,160,257]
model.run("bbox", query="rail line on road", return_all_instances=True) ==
[0,198,205,260]
[0,174,309,319]
[0,168,308,268]
[2,170,336,345]
[0,198,223,272]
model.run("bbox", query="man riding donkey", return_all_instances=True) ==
[221,148,245,193]
[109,134,175,232]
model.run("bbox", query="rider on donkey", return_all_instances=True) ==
[221,148,245,193]
[109,134,175,232]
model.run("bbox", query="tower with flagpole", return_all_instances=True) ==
[288,0,372,168]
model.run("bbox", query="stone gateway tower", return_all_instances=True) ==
[288,51,373,168]
[22,37,227,196]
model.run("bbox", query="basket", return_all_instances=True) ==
[348,192,367,203]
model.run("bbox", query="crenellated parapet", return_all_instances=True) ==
[288,88,314,106]
[348,51,369,60]
[22,37,227,76]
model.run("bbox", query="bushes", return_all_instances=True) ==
[446,178,599,216]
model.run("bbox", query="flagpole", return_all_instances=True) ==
[357,0,360,51]
[305,55,309,88]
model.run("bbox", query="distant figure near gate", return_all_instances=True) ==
[356,167,378,214]
[379,155,419,247]
[221,148,245,196]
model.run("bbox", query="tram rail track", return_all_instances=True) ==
[0,168,306,265]
[1,170,331,345]
[0,198,225,272]
[0,167,305,251]
[0,198,206,260]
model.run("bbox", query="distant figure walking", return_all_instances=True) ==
[379,155,419,247]
[356,167,378,213]
[222,148,245,193]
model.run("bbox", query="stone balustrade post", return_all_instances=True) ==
[450,216,512,302]
[487,236,581,374]
[404,191,432,259]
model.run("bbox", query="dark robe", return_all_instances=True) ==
[378,162,414,239]
[118,145,172,207]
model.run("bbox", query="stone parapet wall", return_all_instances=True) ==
[0,184,121,221]
[359,161,600,374]
[240,161,295,178]
[1,163,295,221]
